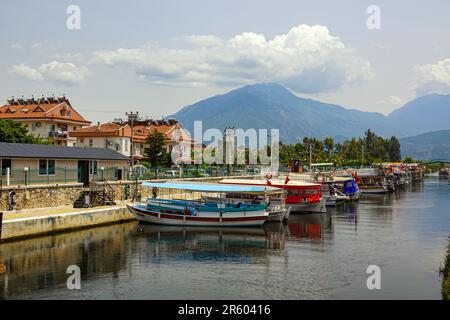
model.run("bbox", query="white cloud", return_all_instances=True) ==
[10,43,23,50]
[390,96,403,105]
[414,58,450,95]
[10,64,43,80]
[10,61,91,86]
[93,24,374,93]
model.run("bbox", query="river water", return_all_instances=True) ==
[1,178,449,300]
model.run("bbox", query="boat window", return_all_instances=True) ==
[287,189,299,196]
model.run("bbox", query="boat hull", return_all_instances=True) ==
[325,195,338,206]
[347,190,361,200]
[127,204,268,227]
[266,207,290,222]
[289,199,326,213]
[360,188,388,194]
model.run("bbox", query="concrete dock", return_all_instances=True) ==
[0,204,135,241]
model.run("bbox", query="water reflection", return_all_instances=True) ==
[133,224,287,264]
[0,223,137,299]
[0,179,448,299]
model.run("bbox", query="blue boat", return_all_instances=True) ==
[332,177,361,200]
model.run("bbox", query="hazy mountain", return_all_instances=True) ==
[388,93,450,136]
[173,83,395,143]
[400,129,450,160]
[172,83,450,145]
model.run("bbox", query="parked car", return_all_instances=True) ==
[247,167,261,175]
[187,168,210,177]
[162,169,178,178]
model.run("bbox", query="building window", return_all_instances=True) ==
[89,139,93,147]
[89,161,98,175]
[1,159,12,176]
[80,138,84,143]
[39,159,55,175]
[73,127,76,131]
[125,140,129,152]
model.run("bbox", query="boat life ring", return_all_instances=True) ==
[265,174,273,180]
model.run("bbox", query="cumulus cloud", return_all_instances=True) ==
[93,24,374,93]
[10,61,90,85]
[414,58,450,95]
[11,64,44,81]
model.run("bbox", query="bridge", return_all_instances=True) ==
[420,159,450,165]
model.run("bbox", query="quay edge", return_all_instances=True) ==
[0,206,135,242]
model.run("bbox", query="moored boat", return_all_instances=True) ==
[220,178,326,213]
[127,182,286,227]
[332,177,361,200]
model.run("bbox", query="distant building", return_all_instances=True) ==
[0,95,91,146]
[69,122,132,156]
[0,142,129,187]
[70,118,199,164]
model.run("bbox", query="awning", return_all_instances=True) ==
[142,181,282,193]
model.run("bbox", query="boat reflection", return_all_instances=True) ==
[133,224,288,264]
[0,215,335,299]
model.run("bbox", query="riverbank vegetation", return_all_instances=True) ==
[279,129,402,166]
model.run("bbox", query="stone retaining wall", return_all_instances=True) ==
[0,176,249,211]
[0,184,83,211]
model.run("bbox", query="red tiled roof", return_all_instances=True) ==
[0,100,91,125]
[68,120,197,145]
[69,122,131,137]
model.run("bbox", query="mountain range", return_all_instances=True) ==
[400,130,450,160]
[172,83,450,159]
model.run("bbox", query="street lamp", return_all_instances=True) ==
[24,167,29,185]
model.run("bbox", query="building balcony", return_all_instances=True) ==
[48,131,68,139]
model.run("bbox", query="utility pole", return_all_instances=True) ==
[309,143,312,172]
[361,144,365,168]
[126,111,139,167]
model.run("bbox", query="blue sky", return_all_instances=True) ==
[1,0,450,123]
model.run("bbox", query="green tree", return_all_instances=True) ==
[0,119,48,144]
[388,136,402,162]
[403,156,415,164]
[144,131,171,168]
[324,136,334,155]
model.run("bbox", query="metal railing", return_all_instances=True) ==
[0,165,267,187]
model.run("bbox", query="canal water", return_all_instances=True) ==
[1,178,449,300]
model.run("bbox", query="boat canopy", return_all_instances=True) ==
[342,179,359,194]
[220,178,321,188]
[310,163,334,167]
[142,181,282,194]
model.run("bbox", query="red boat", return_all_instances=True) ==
[220,178,326,213]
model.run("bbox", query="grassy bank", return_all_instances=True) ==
[442,237,450,300]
